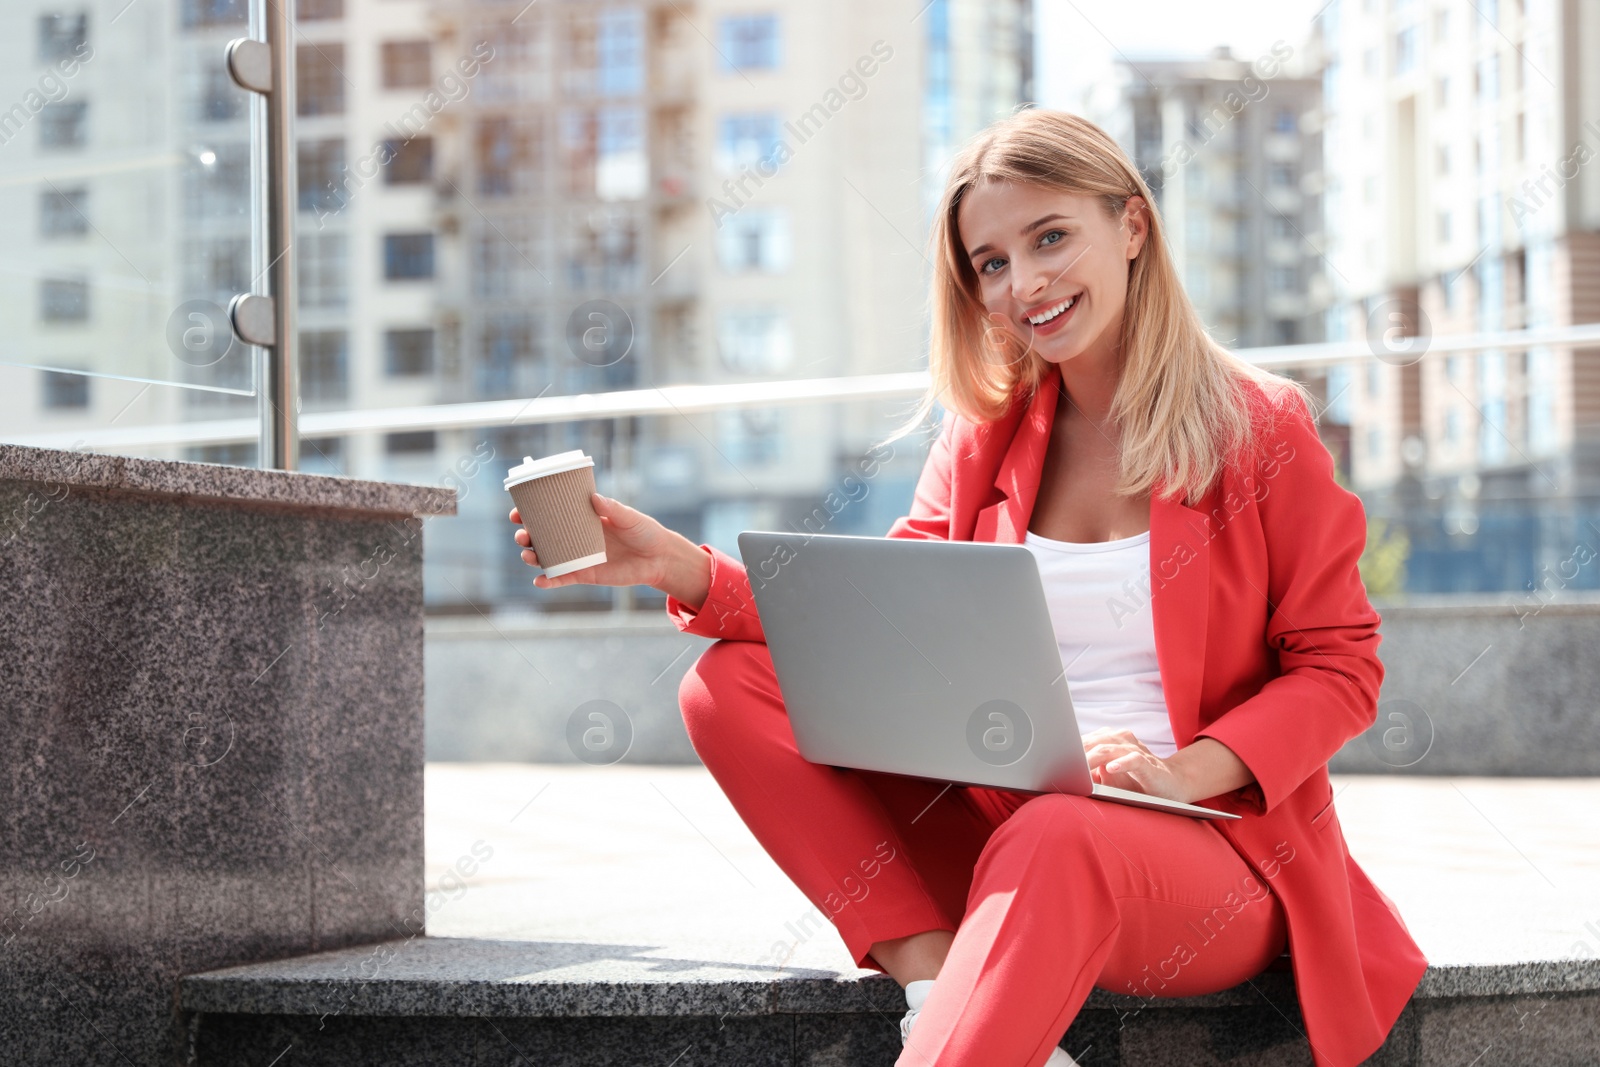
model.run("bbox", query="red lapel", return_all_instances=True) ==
[969,362,1211,745]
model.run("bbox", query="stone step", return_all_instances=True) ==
[180,937,1600,1066]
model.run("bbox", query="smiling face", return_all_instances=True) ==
[955,180,1148,371]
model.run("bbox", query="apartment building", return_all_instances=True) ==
[421,0,1033,606]
[1108,46,1328,351]
[1316,0,1600,591]
[0,0,1031,608]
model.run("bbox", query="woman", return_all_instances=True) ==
[509,109,1427,1067]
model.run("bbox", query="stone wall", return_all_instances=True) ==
[0,444,453,1066]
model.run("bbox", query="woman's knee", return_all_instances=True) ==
[981,793,1102,860]
[676,639,771,739]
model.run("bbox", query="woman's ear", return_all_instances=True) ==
[1123,195,1151,261]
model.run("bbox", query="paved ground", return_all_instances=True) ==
[423,765,1600,982]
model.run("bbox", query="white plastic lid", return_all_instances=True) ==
[504,450,593,489]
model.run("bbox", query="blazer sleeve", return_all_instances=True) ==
[1191,391,1385,816]
[662,417,958,642]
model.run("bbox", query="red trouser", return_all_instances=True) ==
[678,639,1289,1067]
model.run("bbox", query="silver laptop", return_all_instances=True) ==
[736,531,1238,821]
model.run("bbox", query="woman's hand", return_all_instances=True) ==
[1082,731,1256,806]
[510,493,682,592]
[1082,728,1190,803]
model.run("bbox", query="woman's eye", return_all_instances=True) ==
[1040,230,1066,247]
[981,256,1006,274]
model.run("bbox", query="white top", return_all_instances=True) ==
[1021,528,1178,758]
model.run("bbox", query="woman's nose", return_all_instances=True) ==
[1012,263,1048,303]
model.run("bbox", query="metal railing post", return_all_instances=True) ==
[226,0,298,470]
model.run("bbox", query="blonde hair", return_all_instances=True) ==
[875,108,1314,506]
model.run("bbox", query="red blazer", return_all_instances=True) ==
[664,361,1428,1067]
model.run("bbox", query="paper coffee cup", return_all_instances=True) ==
[504,450,608,578]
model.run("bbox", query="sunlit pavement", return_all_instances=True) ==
[424,764,1600,977]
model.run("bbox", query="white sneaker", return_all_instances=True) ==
[898,1004,920,1045]
[899,979,1080,1066]
[899,978,936,1046]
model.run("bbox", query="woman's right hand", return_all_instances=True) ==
[510,492,684,593]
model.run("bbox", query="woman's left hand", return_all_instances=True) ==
[1082,728,1189,803]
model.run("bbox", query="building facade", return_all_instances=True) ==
[0,0,1033,611]
[1316,0,1600,592]
[1110,45,1328,351]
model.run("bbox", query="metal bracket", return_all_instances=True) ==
[225,38,272,94]
[228,293,276,347]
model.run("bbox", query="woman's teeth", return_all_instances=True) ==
[1027,295,1078,326]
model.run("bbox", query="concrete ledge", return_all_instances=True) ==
[0,442,455,518]
[179,938,1600,1018]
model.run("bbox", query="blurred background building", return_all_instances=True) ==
[0,0,1034,612]
[4,0,1598,603]
[1109,45,1328,351]
[1313,0,1600,592]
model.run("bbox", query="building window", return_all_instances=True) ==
[1268,162,1297,188]
[718,14,780,72]
[597,8,644,94]
[718,309,792,374]
[473,218,546,298]
[1394,25,1417,75]
[716,209,791,272]
[383,136,434,184]
[1272,319,1297,344]
[298,137,346,214]
[1269,213,1296,239]
[299,329,348,403]
[200,60,246,122]
[41,369,89,409]
[381,40,431,88]
[478,312,541,397]
[477,116,541,196]
[181,0,248,28]
[384,233,435,280]
[40,186,88,238]
[716,112,783,174]
[1366,426,1383,458]
[717,407,782,466]
[183,236,251,304]
[1475,54,1498,101]
[299,0,343,20]
[1268,266,1298,293]
[1444,407,1460,443]
[299,232,348,308]
[385,431,436,455]
[1272,108,1297,134]
[300,436,345,475]
[1437,211,1452,242]
[188,443,258,466]
[565,210,639,290]
[562,8,645,96]
[558,106,645,199]
[38,12,88,61]
[39,102,88,149]
[297,43,346,116]
[1366,361,1381,396]
[385,328,435,376]
[1435,75,1449,106]
[40,277,89,323]
[185,141,250,219]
